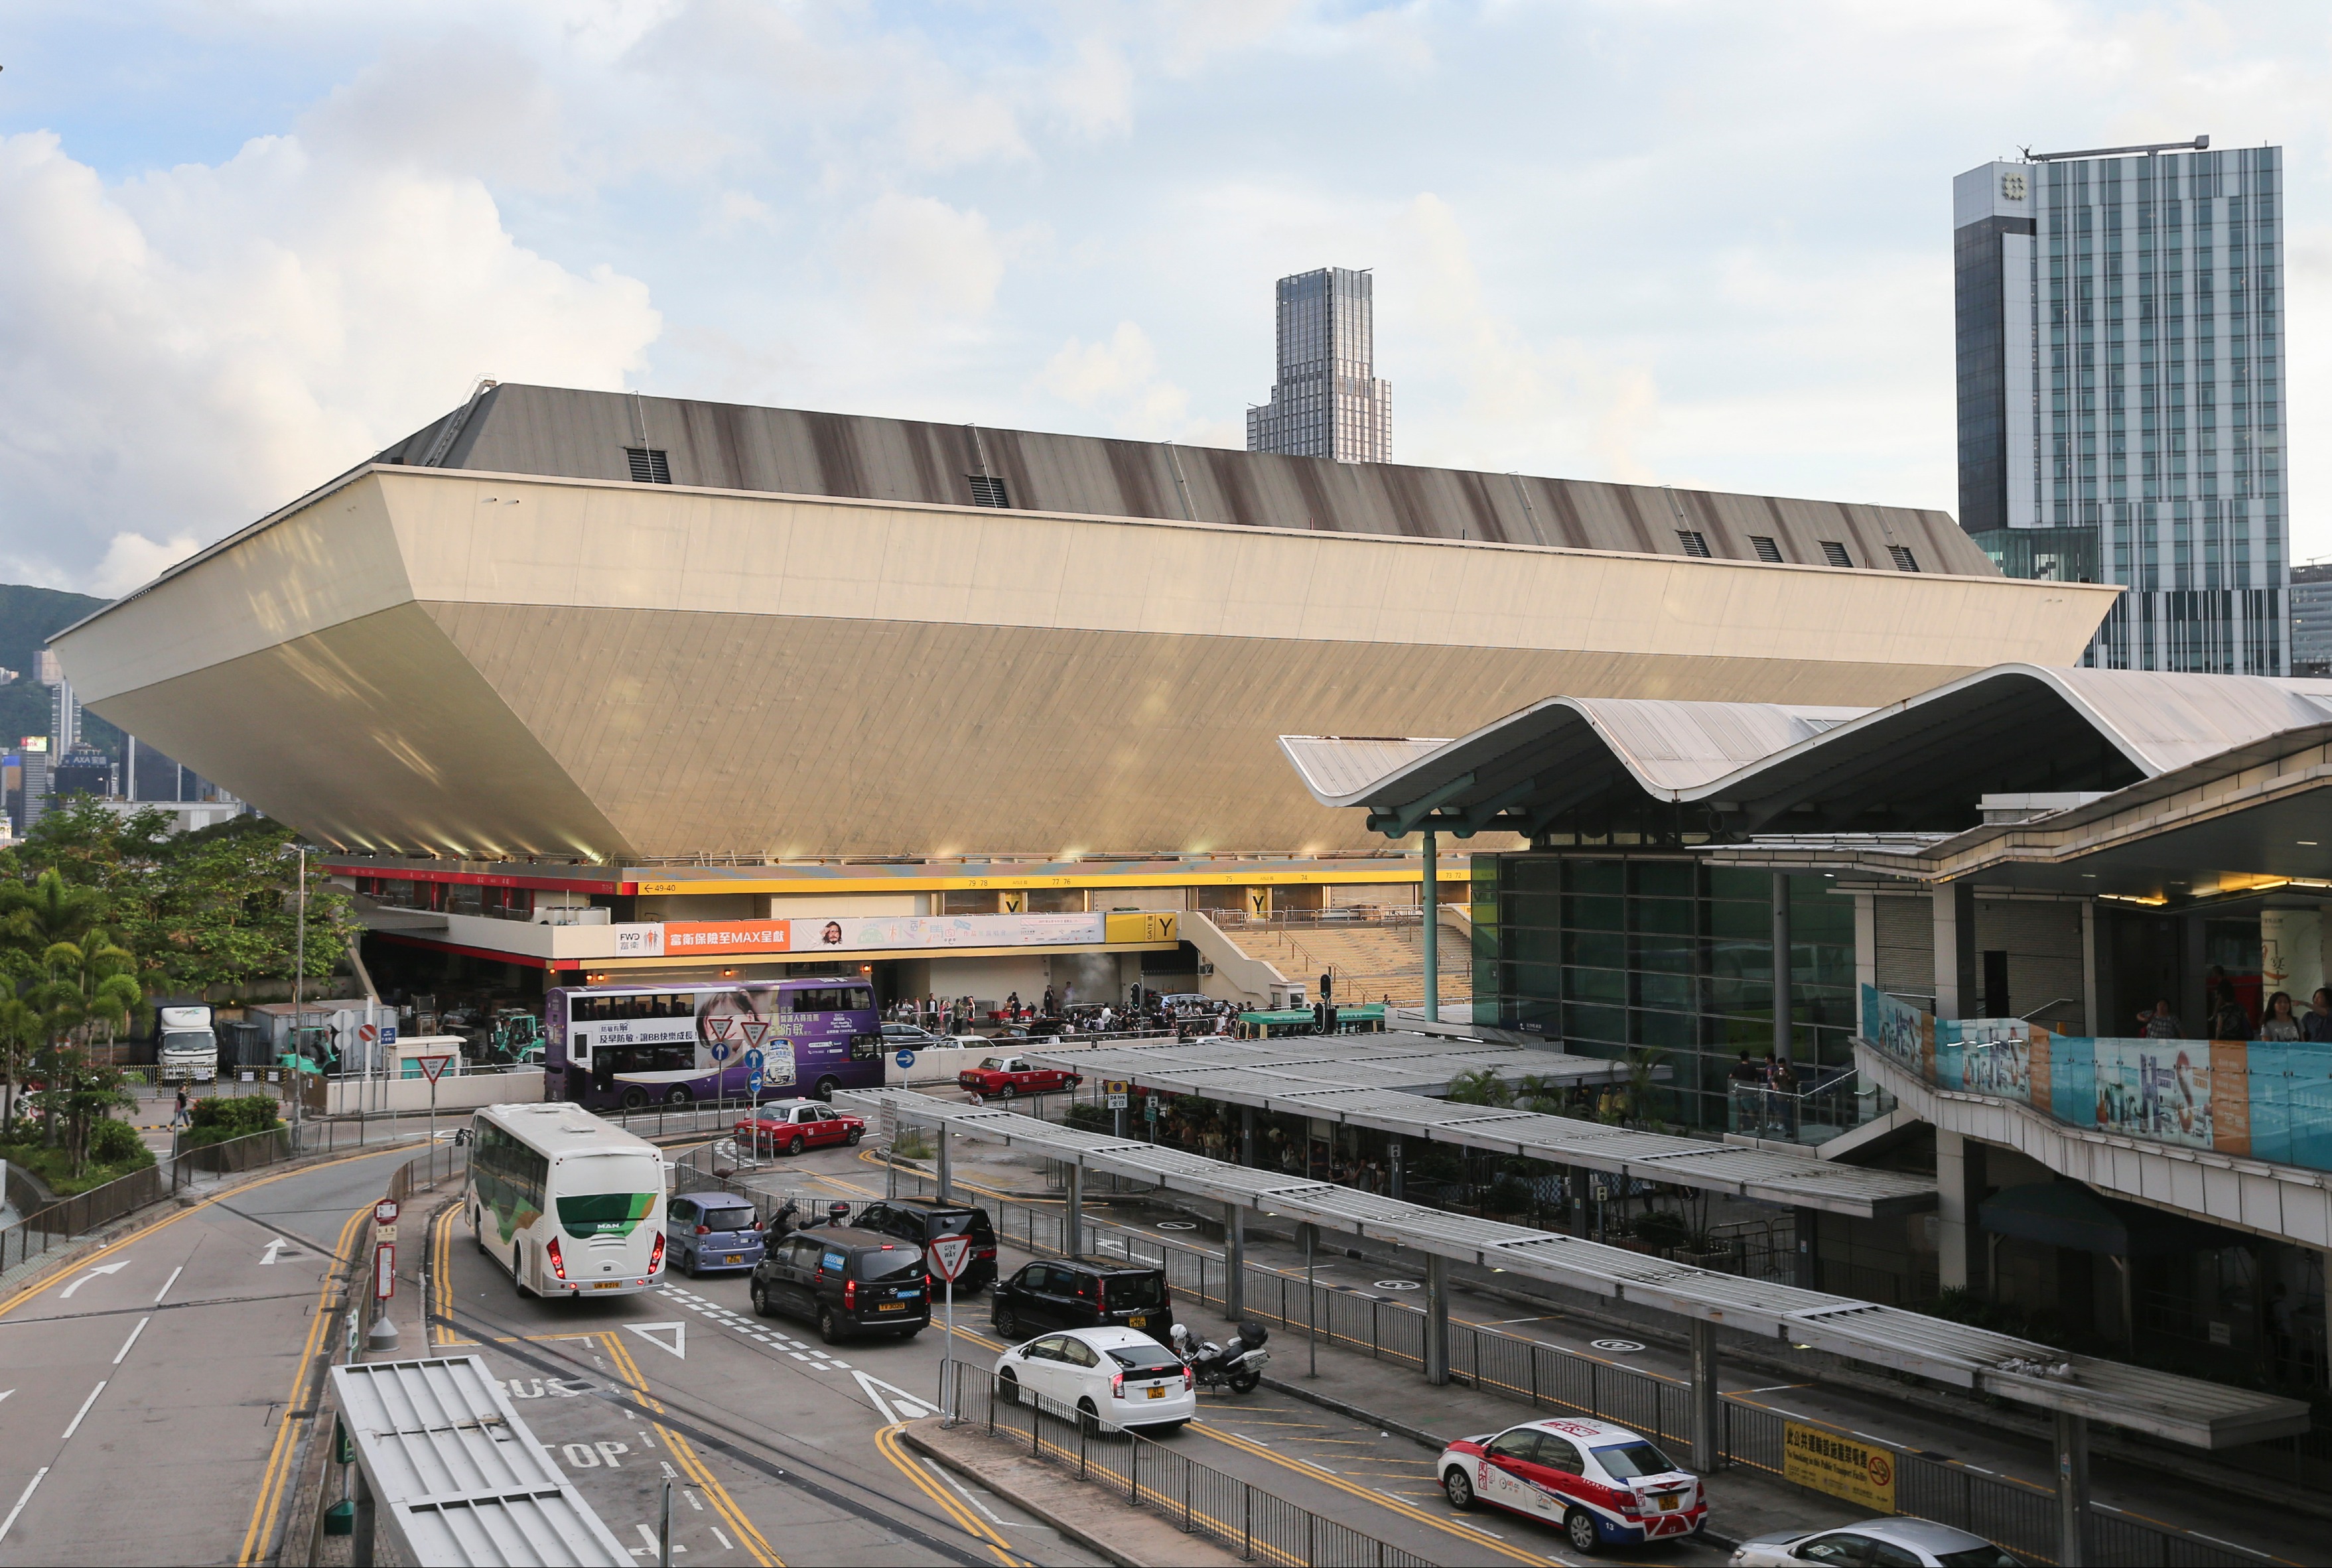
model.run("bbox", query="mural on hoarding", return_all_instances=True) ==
[573,913,1109,958]
[1858,984,2332,1171]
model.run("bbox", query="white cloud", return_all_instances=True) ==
[1034,321,1223,439]
[92,531,202,598]
[835,194,1006,326]
[0,127,660,592]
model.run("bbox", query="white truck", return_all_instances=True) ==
[157,1004,219,1084]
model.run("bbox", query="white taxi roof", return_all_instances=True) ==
[1525,1417,1647,1445]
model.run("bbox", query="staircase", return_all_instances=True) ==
[1218,915,1472,1008]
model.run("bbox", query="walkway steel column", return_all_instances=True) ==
[2055,1410,2090,1568]
[1387,1138,1404,1201]
[1688,1319,1721,1472]
[1771,870,1793,1063]
[1065,1163,1083,1259]
[1933,880,1977,1019]
[1223,1203,1245,1320]
[1422,830,1440,1024]
[1936,1130,1990,1293]
[1240,1106,1255,1167]
[936,1124,953,1203]
[1424,1254,1451,1386]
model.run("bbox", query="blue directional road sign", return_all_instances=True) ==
[744,1048,766,1074]
[709,1041,730,1063]
[896,1050,916,1069]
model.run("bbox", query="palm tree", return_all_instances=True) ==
[22,929,141,1173]
[0,868,109,954]
[1446,1067,1513,1107]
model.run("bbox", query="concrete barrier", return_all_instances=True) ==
[314,1068,545,1116]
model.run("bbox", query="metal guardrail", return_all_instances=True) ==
[767,1161,2271,1568]
[941,1359,1432,1567]
[0,1163,165,1275]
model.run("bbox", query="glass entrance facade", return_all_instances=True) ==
[1470,853,1856,1131]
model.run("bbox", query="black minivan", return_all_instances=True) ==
[749,1225,929,1343]
[991,1258,1172,1345]
[855,1198,1000,1293]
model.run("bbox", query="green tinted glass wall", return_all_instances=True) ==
[1477,853,1858,1130]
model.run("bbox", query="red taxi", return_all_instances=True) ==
[957,1055,1082,1099]
[1440,1417,1706,1554]
[736,1099,865,1156]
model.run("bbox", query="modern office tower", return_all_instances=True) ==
[1246,267,1391,462]
[1955,137,2288,673]
[2292,562,2332,676]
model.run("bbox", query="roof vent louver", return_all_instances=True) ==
[1749,535,1784,563]
[626,447,672,485]
[968,474,1010,509]
[1675,529,1711,558]
[1887,545,1921,572]
[1819,541,1854,568]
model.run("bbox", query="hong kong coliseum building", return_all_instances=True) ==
[50,382,2113,1012]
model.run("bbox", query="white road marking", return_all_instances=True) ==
[925,1459,1008,1524]
[61,1380,106,1441]
[632,1522,688,1555]
[60,1261,129,1299]
[111,1317,151,1366]
[710,1526,734,1550]
[153,1266,184,1305]
[259,1238,290,1266]
[683,1488,704,1512]
[626,1323,687,1359]
[0,1468,48,1545]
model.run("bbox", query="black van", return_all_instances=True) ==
[855,1198,1000,1293]
[991,1258,1172,1345]
[748,1225,929,1343]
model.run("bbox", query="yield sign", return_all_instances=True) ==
[929,1235,974,1283]
[705,1015,738,1042]
[417,1053,454,1085]
[739,1019,769,1049]
[625,1322,686,1360]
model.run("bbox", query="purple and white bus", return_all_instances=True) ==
[546,980,882,1110]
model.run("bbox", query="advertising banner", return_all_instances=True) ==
[1861,986,1933,1078]
[668,920,792,954]
[1782,1421,1895,1512]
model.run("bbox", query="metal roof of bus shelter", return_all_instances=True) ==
[1282,663,2332,839]
[329,1356,631,1567]
[1029,1038,1935,1218]
[842,1090,2307,1449]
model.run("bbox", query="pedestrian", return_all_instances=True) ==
[2258,991,2303,1042]
[2139,999,2184,1038]
[2208,987,2252,1042]
[2304,988,2332,1043]
[172,1085,192,1128]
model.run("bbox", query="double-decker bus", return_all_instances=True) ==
[468,1102,667,1297]
[546,979,883,1110]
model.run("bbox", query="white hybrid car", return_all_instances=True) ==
[994,1325,1196,1433]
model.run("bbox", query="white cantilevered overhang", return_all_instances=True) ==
[1028,1037,1936,1219]
[841,1089,2307,1448]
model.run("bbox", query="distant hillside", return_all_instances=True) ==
[0,584,117,757]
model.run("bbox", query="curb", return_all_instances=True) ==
[898,1421,1147,1568]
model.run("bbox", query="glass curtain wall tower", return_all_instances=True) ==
[1954,141,2288,673]
[1247,267,1392,462]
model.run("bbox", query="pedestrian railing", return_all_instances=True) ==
[0,1163,165,1276]
[941,1358,1432,1567]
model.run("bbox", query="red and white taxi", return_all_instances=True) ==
[1440,1417,1706,1554]
[957,1055,1082,1099]
[735,1099,865,1156]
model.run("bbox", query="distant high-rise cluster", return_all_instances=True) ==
[1955,139,2288,674]
[1247,267,1391,463]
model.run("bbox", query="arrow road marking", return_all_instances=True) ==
[625,1322,686,1360]
[259,1239,290,1266]
[60,1261,128,1299]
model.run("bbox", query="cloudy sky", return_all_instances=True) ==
[1,1,2327,596]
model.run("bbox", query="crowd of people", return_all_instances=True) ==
[2138,968,2332,1042]
[887,985,1243,1040]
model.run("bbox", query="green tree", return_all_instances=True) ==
[21,929,142,1173]
[1445,1067,1514,1107]
[0,865,112,954]
[136,819,356,999]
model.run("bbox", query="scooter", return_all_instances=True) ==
[1172,1321,1270,1394]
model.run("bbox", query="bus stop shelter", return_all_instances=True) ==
[843,1088,2310,1568]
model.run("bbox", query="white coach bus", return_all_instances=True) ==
[468,1103,669,1297]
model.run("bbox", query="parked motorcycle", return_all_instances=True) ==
[1171,1321,1270,1393]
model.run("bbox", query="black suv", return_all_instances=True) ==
[749,1225,929,1343]
[855,1199,1000,1293]
[991,1258,1172,1345]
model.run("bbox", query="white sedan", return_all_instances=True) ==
[994,1325,1195,1433]
[1731,1518,2022,1567]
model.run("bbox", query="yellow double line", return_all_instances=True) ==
[602,1330,781,1565]
[872,1422,1024,1566]
[1192,1421,1563,1567]
[239,1199,372,1566]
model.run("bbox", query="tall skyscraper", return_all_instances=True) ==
[1954,138,2287,673]
[1247,267,1391,462]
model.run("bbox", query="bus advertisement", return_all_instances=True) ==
[546,979,882,1110]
